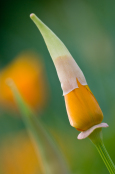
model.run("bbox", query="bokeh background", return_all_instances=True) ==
[0,0,115,173]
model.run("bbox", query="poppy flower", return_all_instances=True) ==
[0,52,48,111]
[30,14,103,131]
[0,132,43,174]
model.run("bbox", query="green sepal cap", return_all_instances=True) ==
[30,13,71,61]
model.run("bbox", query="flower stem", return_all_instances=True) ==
[89,128,115,174]
[96,142,115,174]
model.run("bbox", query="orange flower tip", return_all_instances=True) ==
[77,123,109,140]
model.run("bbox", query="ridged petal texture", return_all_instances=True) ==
[64,80,103,131]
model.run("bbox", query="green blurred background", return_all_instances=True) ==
[0,0,115,173]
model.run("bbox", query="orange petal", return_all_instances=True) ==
[64,80,103,131]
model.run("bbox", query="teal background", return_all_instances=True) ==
[0,0,115,173]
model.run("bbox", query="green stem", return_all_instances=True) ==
[96,142,115,174]
[89,128,115,174]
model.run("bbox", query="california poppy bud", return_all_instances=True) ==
[30,14,103,131]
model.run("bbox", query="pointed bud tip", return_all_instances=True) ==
[30,13,35,19]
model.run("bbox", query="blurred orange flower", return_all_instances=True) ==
[0,52,49,111]
[0,132,43,174]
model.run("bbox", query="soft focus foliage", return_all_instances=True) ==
[0,0,115,174]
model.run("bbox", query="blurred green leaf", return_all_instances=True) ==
[8,79,70,174]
